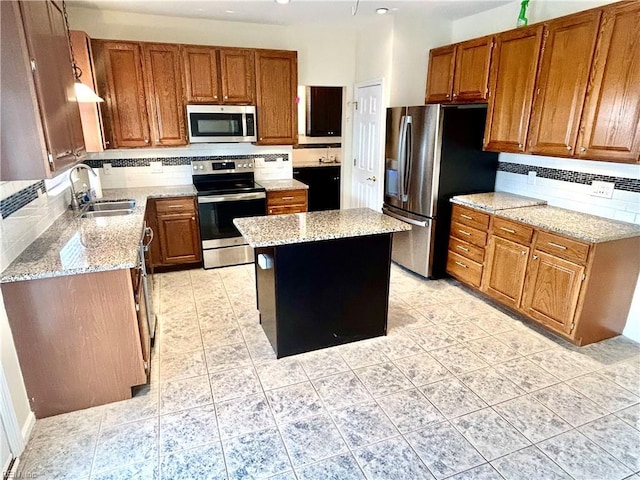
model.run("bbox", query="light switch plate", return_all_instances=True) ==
[150,161,163,173]
[527,171,537,185]
[103,163,112,175]
[590,180,615,198]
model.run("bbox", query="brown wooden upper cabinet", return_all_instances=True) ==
[425,45,456,103]
[93,41,151,148]
[528,11,602,157]
[182,46,255,104]
[576,2,640,164]
[484,25,544,153]
[1,0,85,180]
[425,37,492,104]
[142,43,186,146]
[255,49,298,145]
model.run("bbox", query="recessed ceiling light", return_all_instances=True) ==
[376,7,389,15]
[225,10,235,14]
[275,0,290,4]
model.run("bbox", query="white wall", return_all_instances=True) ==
[389,14,451,107]
[451,0,615,42]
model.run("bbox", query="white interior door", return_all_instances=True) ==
[352,81,384,210]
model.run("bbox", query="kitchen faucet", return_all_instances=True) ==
[68,163,98,211]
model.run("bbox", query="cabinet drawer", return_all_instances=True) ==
[535,231,590,264]
[267,204,307,215]
[266,189,307,207]
[448,236,485,264]
[447,251,483,287]
[491,217,533,244]
[451,221,487,248]
[155,197,196,214]
[452,204,490,231]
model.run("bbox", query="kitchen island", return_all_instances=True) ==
[234,208,411,358]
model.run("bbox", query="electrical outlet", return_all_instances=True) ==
[150,161,163,173]
[527,171,537,185]
[590,180,615,198]
[103,163,112,175]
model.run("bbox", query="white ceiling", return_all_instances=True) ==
[69,0,513,27]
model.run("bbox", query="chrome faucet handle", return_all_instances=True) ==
[68,163,97,211]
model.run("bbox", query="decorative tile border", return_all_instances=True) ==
[1,181,46,219]
[85,154,289,169]
[499,161,640,193]
[293,143,341,149]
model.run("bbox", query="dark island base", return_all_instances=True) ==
[255,234,392,358]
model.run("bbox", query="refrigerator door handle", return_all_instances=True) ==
[382,207,428,228]
[397,115,407,202]
[402,117,413,202]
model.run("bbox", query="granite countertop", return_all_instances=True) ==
[257,179,309,191]
[1,185,196,283]
[234,208,411,248]
[496,205,640,243]
[293,160,342,168]
[451,192,547,211]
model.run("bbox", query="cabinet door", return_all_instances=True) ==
[219,48,255,104]
[453,36,493,103]
[182,45,220,103]
[425,45,456,103]
[97,41,150,148]
[255,49,298,145]
[19,0,83,172]
[306,86,343,136]
[521,250,584,335]
[143,43,186,146]
[481,235,530,309]
[577,2,640,163]
[484,25,544,153]
[157,212,202,264]
[528,11,601,157]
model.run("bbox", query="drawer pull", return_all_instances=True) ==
[455,261,468,269]
[458,230,471,236]
[548,242,567,250]
[460,214,473,220]
[456,245,470,252]
[167,205,182,209]
[282,196,294,200]
[500,227,516,234]
[533,255,538,260]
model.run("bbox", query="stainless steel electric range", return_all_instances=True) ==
[192,158,266,269]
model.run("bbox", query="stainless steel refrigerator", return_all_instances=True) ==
[382,104,499,278]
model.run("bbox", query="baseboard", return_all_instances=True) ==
[21,411,35,446]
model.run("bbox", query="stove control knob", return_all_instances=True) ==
[242,163,247,168]
[248,163,253,168]
[199,165,204,170]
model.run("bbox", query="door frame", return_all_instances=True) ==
[350,78,385,210]
[0,364,26,474]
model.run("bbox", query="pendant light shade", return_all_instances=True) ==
[74,81,104,103]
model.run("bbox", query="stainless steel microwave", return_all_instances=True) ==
[187,105,257,143]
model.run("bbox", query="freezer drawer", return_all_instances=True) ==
[384,206,435,278]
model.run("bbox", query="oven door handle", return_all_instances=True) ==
[198,192,266,203]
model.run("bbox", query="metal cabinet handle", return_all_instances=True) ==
[282,196,294,200]
[214,95,218,99]
[224,95,228,100]
[460,214,473,220]
[533,255,538,260]
[500,227,516,234]
[548,242,567,250]
[191,216,195,220]
[580,147,586,152]
[518,143,523,149]
[566,145,572,151]
[458,230,471,236]
[144,139,149,144]
[455,261,468,269]
[456,245,469,252]
[521,251,527,255]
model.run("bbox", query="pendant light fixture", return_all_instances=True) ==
[62,1,103,103]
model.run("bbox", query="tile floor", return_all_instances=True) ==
[16,264,640,480]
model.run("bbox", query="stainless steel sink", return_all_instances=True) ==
[79,199,136,218]
[85,200,136,211]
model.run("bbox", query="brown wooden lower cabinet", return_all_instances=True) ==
[266,188,308,215]
[146,196,202,268]
[446,204,640,346]
[1,269,147,418]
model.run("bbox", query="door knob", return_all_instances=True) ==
[366,176,377,182]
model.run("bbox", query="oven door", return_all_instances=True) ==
[197,191,266,248]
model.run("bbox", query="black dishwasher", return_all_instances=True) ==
[293,166,341,211]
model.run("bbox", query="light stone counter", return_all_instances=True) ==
[257,179,309,191]
[1,185,196,283]
[234,207,411,248]
[451,192,547,211]
[293,160,342,168]
[496,205,640,243]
